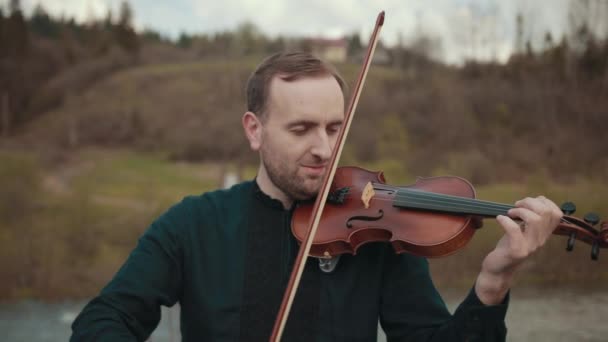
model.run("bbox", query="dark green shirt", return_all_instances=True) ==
[71,180,508,341]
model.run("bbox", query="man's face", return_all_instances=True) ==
[258,75,344,201]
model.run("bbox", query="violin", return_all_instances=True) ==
[292,166,608,260]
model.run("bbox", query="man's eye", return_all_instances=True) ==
[291,127,307,135]
[328,125,341,134]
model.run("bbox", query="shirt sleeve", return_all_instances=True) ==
[379,251,508,342]
[70,199,190,342]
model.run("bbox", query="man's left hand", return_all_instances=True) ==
[475,196,563,305]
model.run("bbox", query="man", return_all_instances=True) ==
[71,52,563,341]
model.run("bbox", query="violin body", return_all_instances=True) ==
[292,166,482,258]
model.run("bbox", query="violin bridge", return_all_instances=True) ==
[361,181,375,209]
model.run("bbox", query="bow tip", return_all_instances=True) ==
[377,11,385,26]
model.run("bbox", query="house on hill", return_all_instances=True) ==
[307,38,348,63]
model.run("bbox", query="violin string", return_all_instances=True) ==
[375,188,583,227]
[394,189,514,209]
[342,184,513,209]
[398,197,507,216]
[338,188,508,205]
[390,191,585,226]
[394,194,513,216]
[394,196,508,212]
[332,196,508,216]
[336,193,512,211]
[334,187,513,216]
[331,191,583,228]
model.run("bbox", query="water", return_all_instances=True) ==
[0,300,180,342]
[2,290,607,341]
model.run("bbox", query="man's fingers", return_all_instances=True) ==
[515,196,562,228]
[515,197,548,214]
[496,215,529,259]
[537,196,561,213]
[507,207,540,225]
[537,196,564,224]
[497,214,524,236]
[509,207,545,242]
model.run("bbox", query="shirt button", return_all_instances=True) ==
[467,313,482,329]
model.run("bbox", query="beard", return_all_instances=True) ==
[260,145,323,201]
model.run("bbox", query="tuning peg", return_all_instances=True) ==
[584,212,600,226]
[561,202,576,215]
[566,232,576,251]
[591,241,599,260]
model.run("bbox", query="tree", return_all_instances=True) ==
[177,32,193,49]
[9,0,21,14]
[234,21,262,56]
[346,32,362,58]
[30,3,59,39]
[265,36,285,54]
[114,1,139,56]
[141,28,164,43]
[103,8,113,30]
[0,8,5,59]
[410,34,443,61]
[118,0,133,27]
[515,12,525,54]
[567,0,595,53]
[5,0,28,58]
[543,32,554,51]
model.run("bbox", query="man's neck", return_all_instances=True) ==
[255,165,293,210]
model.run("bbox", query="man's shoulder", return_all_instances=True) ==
[174,180,254,213]
[198,179,254,204]
[153,180,254,231]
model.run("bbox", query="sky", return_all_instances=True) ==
[5,0,603,64]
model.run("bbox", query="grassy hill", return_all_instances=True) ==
[16,58,608,185]
[19,60,257,161]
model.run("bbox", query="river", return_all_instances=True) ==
[2,290,606,341]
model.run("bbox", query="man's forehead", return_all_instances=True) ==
[266,75,344,116]
[268,73,342,93]
[267,85,344,125]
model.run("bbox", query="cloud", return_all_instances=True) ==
[19,0,109,21]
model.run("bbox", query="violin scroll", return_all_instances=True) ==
[558,202,607,260]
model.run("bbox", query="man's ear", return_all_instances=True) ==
[242,111,262,151]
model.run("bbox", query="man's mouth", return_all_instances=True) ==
[302,165,326,176]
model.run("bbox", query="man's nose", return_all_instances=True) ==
[310,130,333,160]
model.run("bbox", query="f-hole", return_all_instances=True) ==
[346,209,384,228]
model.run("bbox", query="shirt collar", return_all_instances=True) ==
[252,178,291,211]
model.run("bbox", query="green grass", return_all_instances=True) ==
[70,149,217,202]
[0,148,222,300]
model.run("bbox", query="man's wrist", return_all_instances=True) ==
[474,269,513,305]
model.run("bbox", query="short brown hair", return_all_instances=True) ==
[246,51,346,121]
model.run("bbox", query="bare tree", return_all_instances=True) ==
[1,93,9,138]
[568,0,595,52]
[515,12,525,54]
